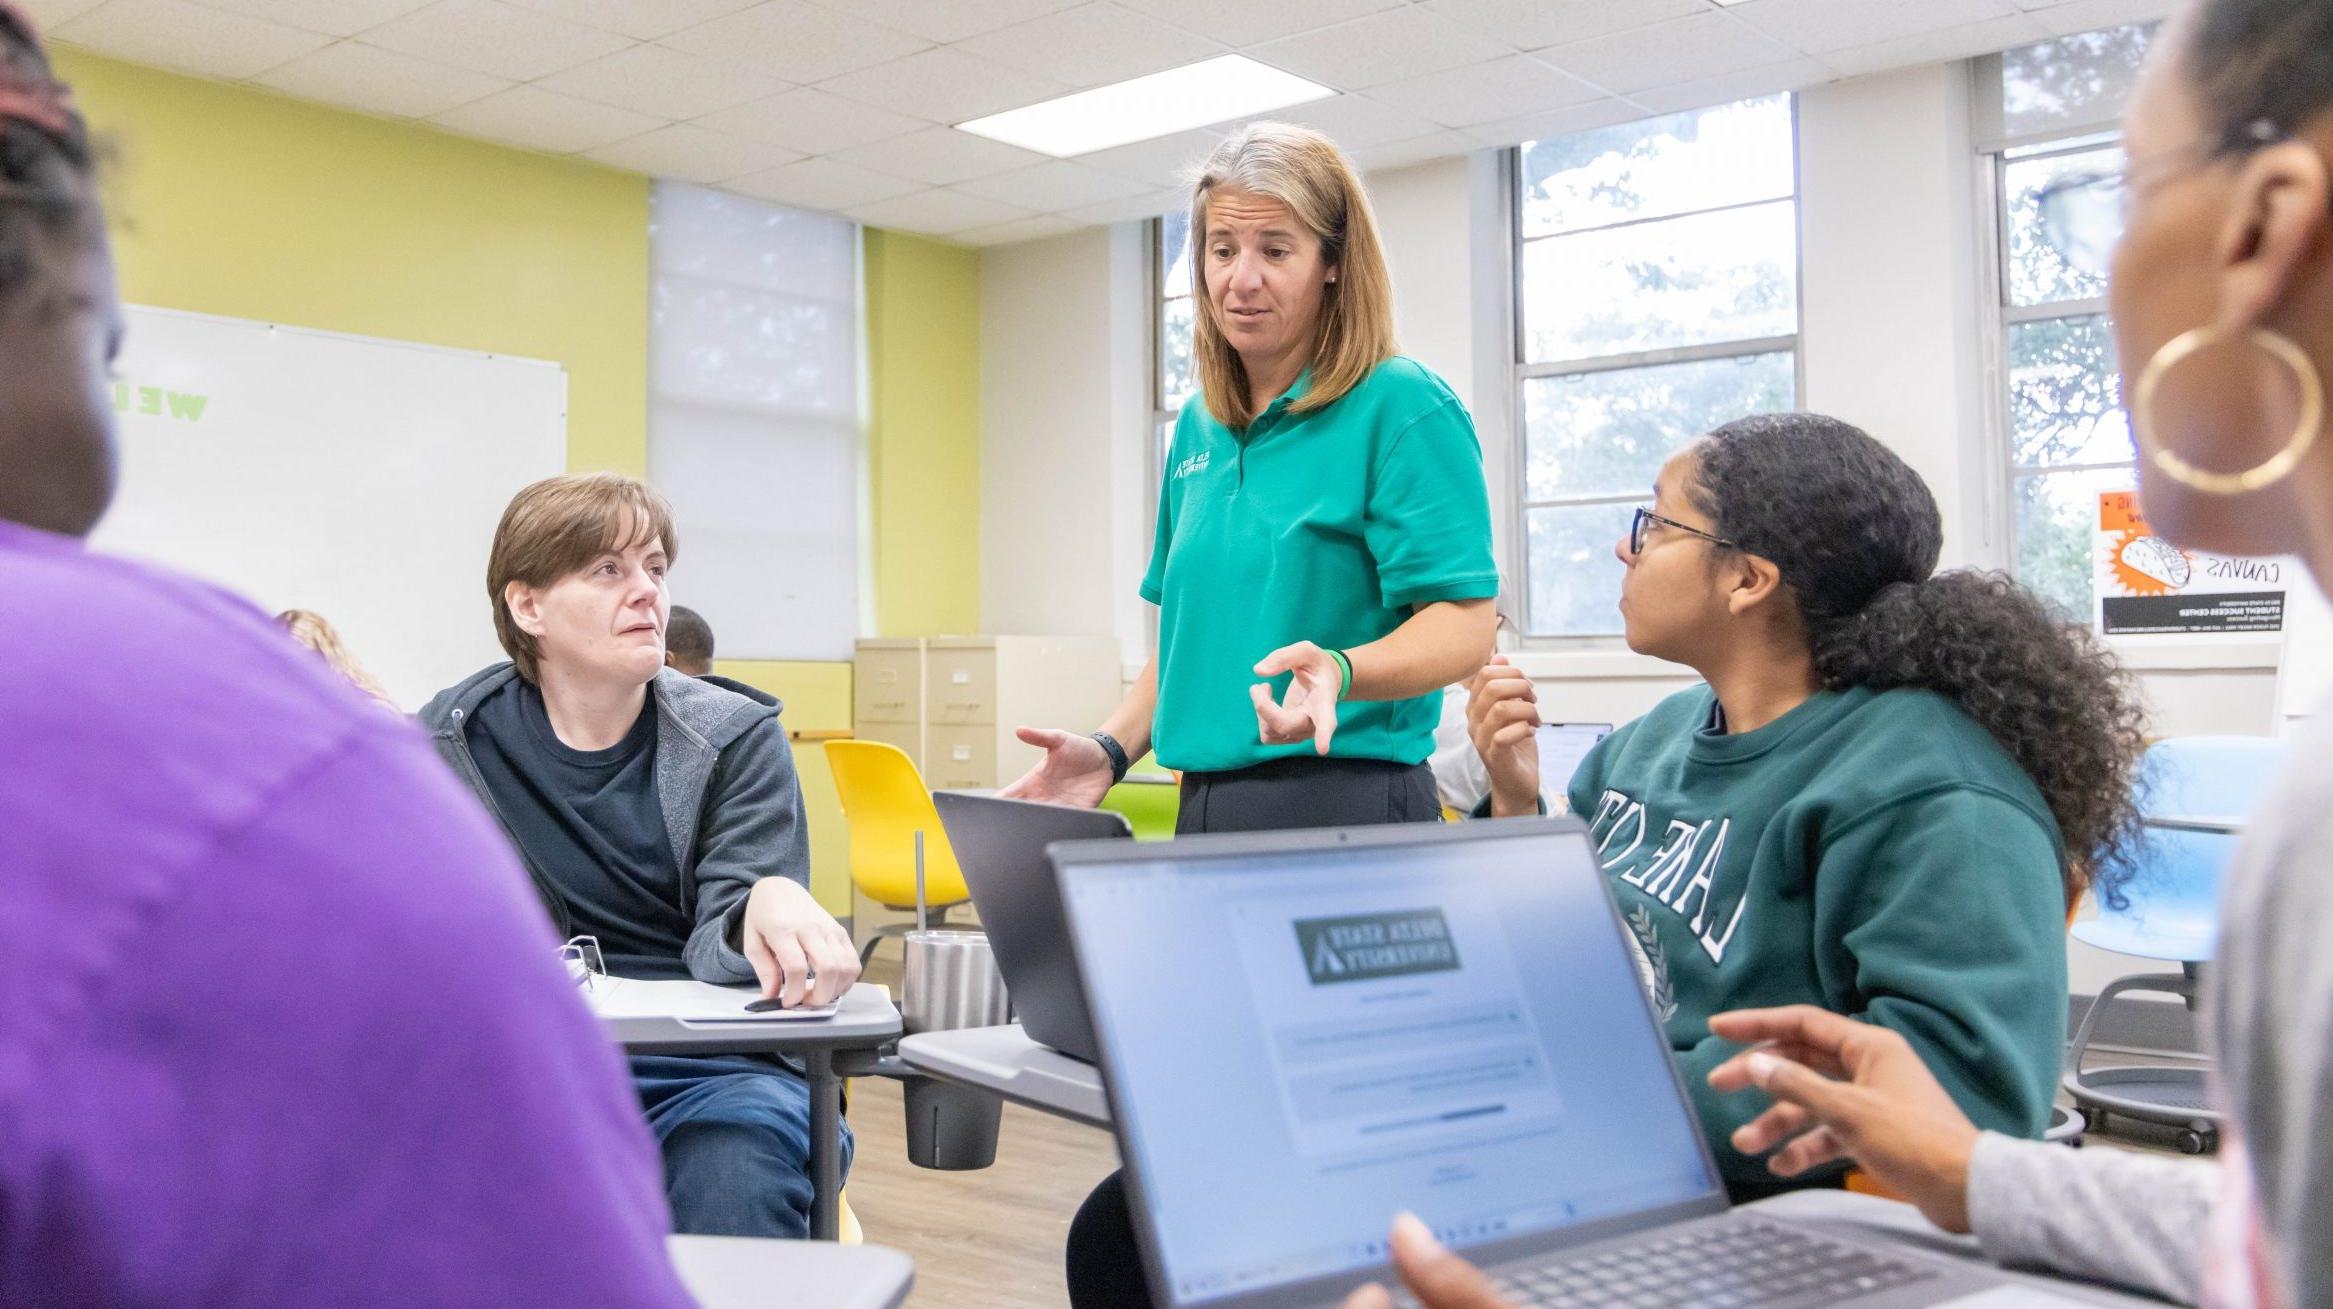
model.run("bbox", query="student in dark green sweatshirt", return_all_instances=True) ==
[1467,413,2148,1195]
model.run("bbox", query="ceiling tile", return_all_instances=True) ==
[817,46,1073,126]
[952,159,1153,209]
[1626,55,1831,114]
[1072,127,1222,187]
[429,83,661,153]
[1346,129,1479,173]
[1248,7,1511,91]
[2030,0,2174,34]
[845,187,1035,235]
[503,0,763,40]
[1727,0,2020,55]
[1461,96,1648,148]
[1264,94,1446,150]
[1370,54,1604,128]
[1420,0,1708,52]
[362,0,629,80]
[20,0,108,27]
[658,0,928,83]
[802,0,1081,44]
[192,0,436,37]
[252,40,509,117]
[828,125,1051,187]
[692,87,929,154]
[725,155,923,210]
[1064,187,1185,225]
[956,213,1084,246]
[535,43,788,120]
[956,3,1223,90]
[1110,0,1402,49]
[1533,11,1794,96]
[585,124,802,182]
[54,0,331,78]
[1820,11,2048,76]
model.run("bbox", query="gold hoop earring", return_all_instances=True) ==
[2133,324,2325,496]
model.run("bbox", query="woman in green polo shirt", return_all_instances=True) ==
[1003,121,1500,839]
[1003,122,1498,1309]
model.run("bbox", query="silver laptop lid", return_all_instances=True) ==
[1055,821,1726,1309]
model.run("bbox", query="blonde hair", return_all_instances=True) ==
[276,609,396,708]
[1188,122,1397,430]
[487,473,678,684]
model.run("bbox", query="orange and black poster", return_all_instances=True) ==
[2095,491,2288,637]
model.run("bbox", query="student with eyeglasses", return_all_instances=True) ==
[1461,413,2149,1204]
[1375,0,2333,1303]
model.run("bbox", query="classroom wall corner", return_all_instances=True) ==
[864,227,982,637]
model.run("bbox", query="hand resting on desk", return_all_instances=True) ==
[738,877,861,1008]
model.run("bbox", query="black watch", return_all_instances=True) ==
[1090,731,1132,785]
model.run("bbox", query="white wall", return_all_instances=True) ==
[978,224,1151,670]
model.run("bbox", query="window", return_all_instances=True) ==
[1512,96,1800,637]
[1155,209,1195,484]
[647,182,862,661]
[1980,25,2156,622]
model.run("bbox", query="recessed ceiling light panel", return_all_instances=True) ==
[957,55,1335,158]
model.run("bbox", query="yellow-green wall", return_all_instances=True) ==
[865,230,982,636]
[61,54,984,916]
[58,51,651,474]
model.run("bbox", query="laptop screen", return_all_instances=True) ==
[1058,824,1720,1307]
[1536,723,1613,795]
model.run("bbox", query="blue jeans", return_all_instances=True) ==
[631,1053,852,1239]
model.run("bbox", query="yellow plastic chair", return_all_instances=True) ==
[823,740,973,967]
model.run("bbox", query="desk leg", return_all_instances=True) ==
[807,1048,840,1242]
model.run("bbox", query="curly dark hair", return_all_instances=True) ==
[0,3,93,307]
[1688,414,2150,907]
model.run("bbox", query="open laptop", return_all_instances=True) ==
[1536,722,1612,795]
[932,791,1131,1063]
[1051,821,2043,1309]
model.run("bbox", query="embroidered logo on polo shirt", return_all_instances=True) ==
[1173,450,1211,481]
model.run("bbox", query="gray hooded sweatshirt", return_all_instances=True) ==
[419,664,806,986]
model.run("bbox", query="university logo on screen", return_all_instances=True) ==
[1294,909,1460,986]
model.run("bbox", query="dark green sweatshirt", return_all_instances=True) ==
[1568,685,2068,1191]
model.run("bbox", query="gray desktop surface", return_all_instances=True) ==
[897,1023,1111,1128]
[601,980,901,1055]
[667,1236,912,1309]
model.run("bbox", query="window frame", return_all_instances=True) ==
[1507,96,1808,643]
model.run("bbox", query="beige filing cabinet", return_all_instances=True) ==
[849,636,1126,789]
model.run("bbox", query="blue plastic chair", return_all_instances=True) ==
[2064,735,2283,1152]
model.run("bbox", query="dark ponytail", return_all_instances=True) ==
[1690,414,2148,906]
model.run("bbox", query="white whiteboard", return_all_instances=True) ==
[93,305,567,710]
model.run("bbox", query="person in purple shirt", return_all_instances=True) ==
[0,7,695,1305]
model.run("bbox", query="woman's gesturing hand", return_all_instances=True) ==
[1252,641,1345,755]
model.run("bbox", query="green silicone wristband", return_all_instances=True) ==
[1328,648,1353,696]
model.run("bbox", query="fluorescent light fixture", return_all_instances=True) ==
[1710,0,1753,6]
[957,55,1334,158]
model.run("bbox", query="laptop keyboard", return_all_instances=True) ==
[1405,1219,1937,1309]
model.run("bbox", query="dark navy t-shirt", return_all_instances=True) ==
[467,680,691,979]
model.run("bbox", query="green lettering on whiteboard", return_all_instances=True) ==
[112,379,212,423]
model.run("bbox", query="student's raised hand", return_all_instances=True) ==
[998,728,1115,807]
[1706,1006,1981,1234]
[739,876,862,1008]
[1252,641,1343,755]
[1465,657,1542,816]
[1343,1213,1513,1309]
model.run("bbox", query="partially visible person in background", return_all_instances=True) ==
[277,607,397,709]
[666,603,714,678]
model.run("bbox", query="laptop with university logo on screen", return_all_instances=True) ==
[1051,820,2092,1309]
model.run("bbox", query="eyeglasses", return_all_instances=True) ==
[2034,119,2282,279]
[1630,506,1734,557]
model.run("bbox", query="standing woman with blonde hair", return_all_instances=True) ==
[276,608,397,708]
[1003,122,1500,1307]
[1006,122,1498,833]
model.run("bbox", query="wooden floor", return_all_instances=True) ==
[842,953,2205,1306]
[847,955,1119,1309]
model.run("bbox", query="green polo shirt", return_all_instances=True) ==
[1140,356,1499,774]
